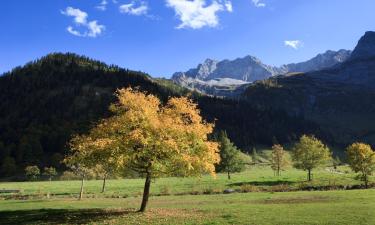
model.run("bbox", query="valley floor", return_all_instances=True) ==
[0,166,374,224]
[0,190,374,225]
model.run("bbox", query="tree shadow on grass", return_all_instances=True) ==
[0,208,137,225]
[228,180,296,187]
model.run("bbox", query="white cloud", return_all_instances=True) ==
[252,0,265,8]
[166,0,232,29]
[87,21,106,37]
[224,0,233,12]
[96,0,108,11]
[67,26,84,37]
[284,40,303,50]
[62,7,105,38]
[119,1,149,16]
[61,7,88,24]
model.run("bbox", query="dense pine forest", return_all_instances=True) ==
[0,53,320,178]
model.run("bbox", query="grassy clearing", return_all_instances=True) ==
[0,165,371,199]
[0,165,374,224]
[0,190,375,224]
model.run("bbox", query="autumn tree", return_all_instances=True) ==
[92,150,119,193]
[69,88,220,212]
[271,144,289,176]
[346,143,375,188]
[216,131,246,179]
[25,165,40,181]
[43,167,57,181]
[64,135,101,200]
[292,135,331,181]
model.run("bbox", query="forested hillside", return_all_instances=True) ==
[0,53,318,178]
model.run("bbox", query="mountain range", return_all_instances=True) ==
[243,31,375,146]
[1,31,375,177]
[172,49,352,96]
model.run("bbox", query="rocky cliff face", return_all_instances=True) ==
[305,31,375,88]
[172,49,351,96]
[285,49,351,73]
[242,31,375,146]
[350,31,375,60]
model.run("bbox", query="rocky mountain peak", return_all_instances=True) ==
[350,31,375,60]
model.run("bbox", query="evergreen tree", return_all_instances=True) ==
[216,131,245,179]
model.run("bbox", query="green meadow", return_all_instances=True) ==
[1,165,374,224]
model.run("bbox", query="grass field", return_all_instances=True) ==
[1,190,375,224]
[0,165,374,224]
[0,165,370,199]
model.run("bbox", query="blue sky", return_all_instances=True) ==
[1,0,375,78]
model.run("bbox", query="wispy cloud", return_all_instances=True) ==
[61,7,105,38]
[284,40,303,50]
[224,0,233,12]
[96,0,108,11]
[119,1,149,16]
[252,0,266,8]
[166,0,232,29]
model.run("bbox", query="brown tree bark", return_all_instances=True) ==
[101,174,107,193]
[79,175,85,200]
[139,172,152,212]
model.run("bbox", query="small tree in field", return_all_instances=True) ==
[216,131,245,179]
[271,144,289,176]
[346,143,375,188]
[64,136,98,200]
[25,165,40,181]
[292,135,331,181]
[69,88,220,212]
[43,167,57,181]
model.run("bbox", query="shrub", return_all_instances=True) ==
[59,171,80,180]
[240,184,260,193]
[25,165,40,181]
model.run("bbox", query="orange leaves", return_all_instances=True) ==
[66,87,219,178]
[346,143,375,174]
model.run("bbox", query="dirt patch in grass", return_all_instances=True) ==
[256,196,333,204]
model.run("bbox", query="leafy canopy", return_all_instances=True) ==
[292,135,331,171]
[271,144,289,175]
[346,143,375,184]
[68,88,220,178]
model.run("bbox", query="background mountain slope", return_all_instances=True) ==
[0,53,318,178]
[243,31,375,147]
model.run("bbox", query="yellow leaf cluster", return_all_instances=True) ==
[66,88,220,178]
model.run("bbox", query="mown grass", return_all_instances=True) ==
[0,190,374,224]
[0,164,374,224]
[0,165,370,199]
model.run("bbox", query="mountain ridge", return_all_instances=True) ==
[172,49,352,96]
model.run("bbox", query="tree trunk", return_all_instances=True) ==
[139,172,152,212]
[227,171,231,180]
[79,175,84,200]
[308,169,312,181]
[364,174,368,189]
[101,174,107,193]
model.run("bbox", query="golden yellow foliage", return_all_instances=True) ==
[66,87,220,211]
[346,142,375,188]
